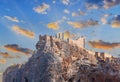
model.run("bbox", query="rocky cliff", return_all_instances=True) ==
[3,35,120,82]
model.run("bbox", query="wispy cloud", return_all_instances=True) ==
[100,14,110,24]
[47,21,60,30]
[12,25,35,38]
[64,9,70,14]
[0,52,13,58]
[89,40,120,50]
[0,51,20,58]
[4,16,19,22]
[68,20,98,28]
[103,0,120,9]
[111,15,120,28]
[0,58,6,64]
[4,44,33,55]
[85,0,120,10]
[72,11,85,17]
[33,3,50,14]
[61,0,70,5]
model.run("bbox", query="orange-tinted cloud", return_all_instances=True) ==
[112,21,120,28]
[0,52,13,58]
[0,51,20,58]
[4,44,33,55]
[0,58,6,64]
[68,20,98,28]
[33,3,50,14]
[72,11,85,17]
[47,22,60,30]
[89,40,120,50]
[64,31,76,39]
[86,0,120,10]
[100,14,110,24]
[111,15,120,28]
[12,25,35,38]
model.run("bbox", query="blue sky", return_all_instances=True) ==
[0,0,120,81]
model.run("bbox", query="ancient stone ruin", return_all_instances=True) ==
[3,34,120,82]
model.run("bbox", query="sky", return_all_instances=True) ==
[0,0,120,81]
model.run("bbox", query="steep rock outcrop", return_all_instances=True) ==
[2,35,103,82]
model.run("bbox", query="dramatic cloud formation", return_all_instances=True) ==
[4,44,33,55]
[47,22,60,30]
[4,16,19,22]
[111,15,120,28]
[68,20,98,28]
[89,40,120,50]
[12,25,35,38]
[0,58,6,64]
[33,3,50,14]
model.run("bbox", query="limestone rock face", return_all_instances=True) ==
[3,35,120,82]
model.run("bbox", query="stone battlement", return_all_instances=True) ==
[36,33,85,51]
[3,34,120,82]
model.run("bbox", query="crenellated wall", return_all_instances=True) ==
[3,34,120,82]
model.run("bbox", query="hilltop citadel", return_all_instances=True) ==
[3,33,120,82]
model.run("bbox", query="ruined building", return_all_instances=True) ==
[3,34,120,82]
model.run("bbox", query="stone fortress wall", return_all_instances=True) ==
[3,33,120,82]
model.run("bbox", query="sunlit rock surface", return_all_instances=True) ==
[3,34,120,82]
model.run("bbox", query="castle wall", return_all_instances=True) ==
[3,34,120,82]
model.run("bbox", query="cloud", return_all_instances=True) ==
[85,0,120,10]
[64,31,76,39]
[85,0,103,10]
[33,3,50,14]
[103,0,120,9]
[47,21,60,30]
[89,40,120,50]
[0,58,6,64]
[68,20,98,28]
[0,52,13,58]
[72,11,85,17]
[100,14,110,24]
[12,25,35,38]
[4,44,33,55]
[61,0,70,5]
[111,15,120,28]
[0,51,20,58]
[112,21,120,28]
[86,3,100,10]
[4,16,19,22]
[64,9,70,14]
[52,0,56,3]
